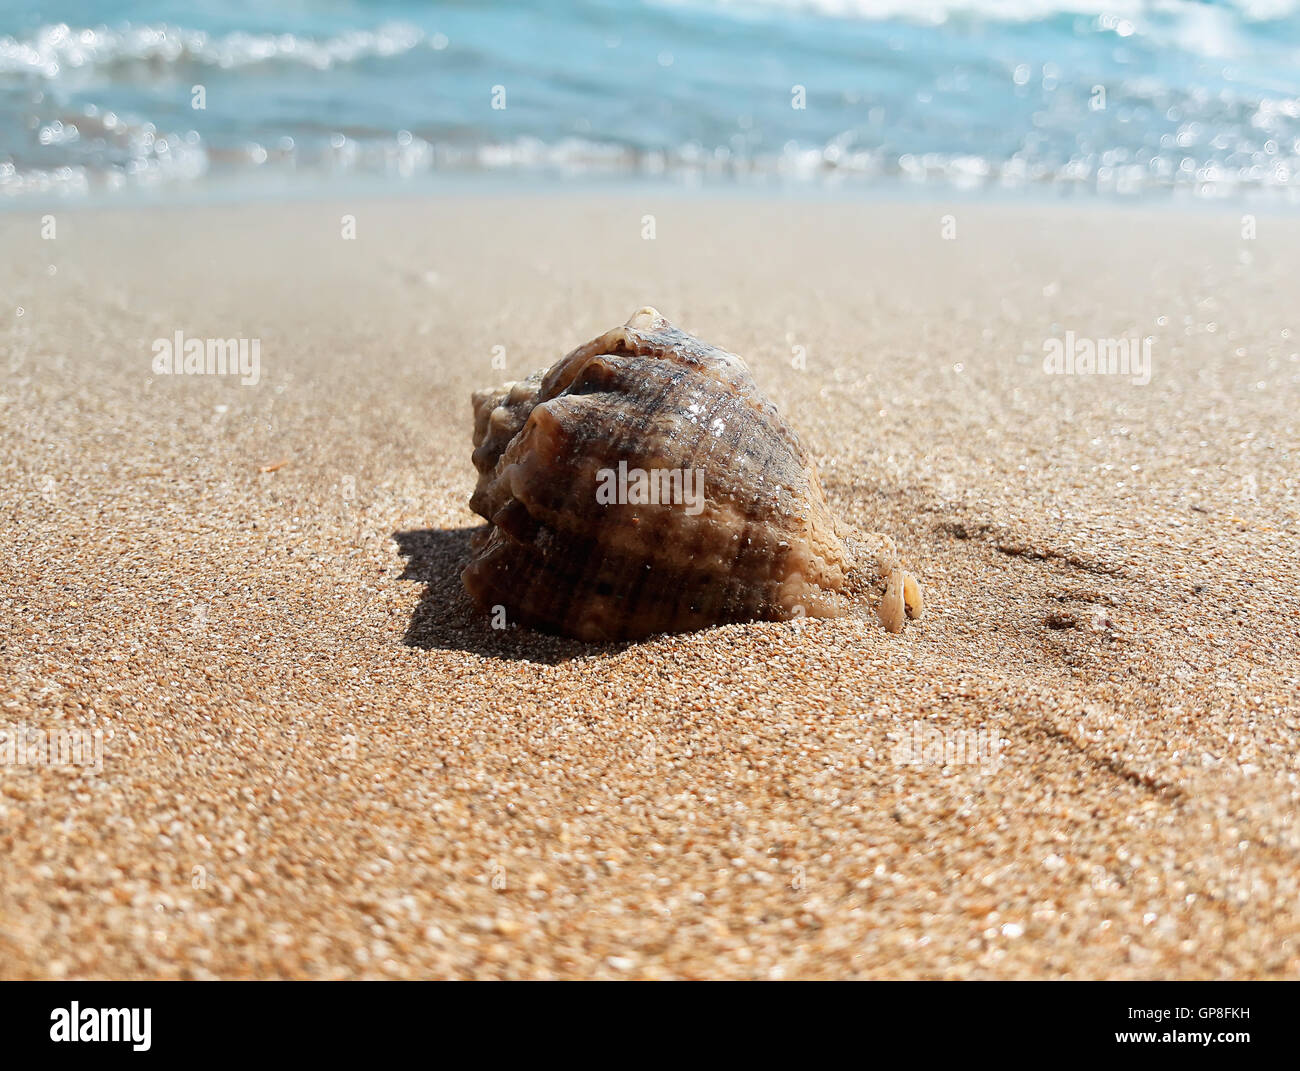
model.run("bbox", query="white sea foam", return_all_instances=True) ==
[0,21,427,79]
[657,0,1299,64]
[664,0,1300,25]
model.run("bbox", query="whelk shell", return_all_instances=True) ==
[464,307,922,642]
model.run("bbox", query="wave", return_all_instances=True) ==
[664,0,1300,24]
[0,21,435,80]
[658,0,1300,63]
[2,4,1297,203]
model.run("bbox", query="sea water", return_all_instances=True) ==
[2,0,1298,201]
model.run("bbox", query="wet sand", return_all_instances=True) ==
[1,192,1297,978]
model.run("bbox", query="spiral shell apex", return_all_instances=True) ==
[463,307,920,642]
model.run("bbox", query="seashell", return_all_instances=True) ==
[463,307,921,642]
[903,570,924,621]
[878,567,906,635]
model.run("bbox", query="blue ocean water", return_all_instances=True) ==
[2,0,1299,201]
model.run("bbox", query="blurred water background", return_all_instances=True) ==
[2,0,1299,203]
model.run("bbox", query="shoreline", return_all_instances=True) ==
[6,168,1300,218]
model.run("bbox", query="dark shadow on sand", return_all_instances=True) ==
[393,526,632,665]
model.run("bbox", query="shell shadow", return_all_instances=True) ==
[393,526,631,665]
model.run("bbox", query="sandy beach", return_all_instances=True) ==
[1,192,1297,979]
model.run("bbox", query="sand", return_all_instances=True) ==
[0,192,1297,979]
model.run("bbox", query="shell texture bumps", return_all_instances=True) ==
[464,307,921,642]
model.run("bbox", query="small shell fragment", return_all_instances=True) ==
[903,571,924,620]
[878,567,906,634]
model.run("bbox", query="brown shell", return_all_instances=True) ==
[463,307,914,642]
